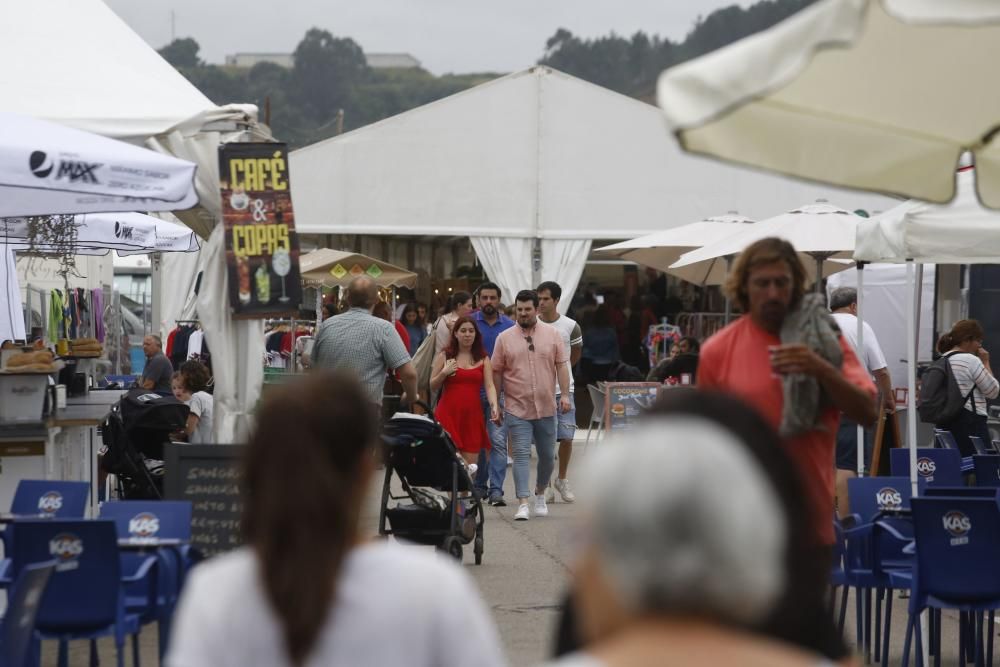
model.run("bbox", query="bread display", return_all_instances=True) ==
[69,338,103,357]
[3,349,55,372]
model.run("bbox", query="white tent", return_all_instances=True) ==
[0,0,263,444]
[826,264,934,391]
[289,66,891,305]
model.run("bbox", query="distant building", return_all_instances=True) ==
[224,52,421,70]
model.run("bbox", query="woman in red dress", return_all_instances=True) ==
[431,316,500,466]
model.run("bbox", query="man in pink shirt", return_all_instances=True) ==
[492,290,571,520]
[698,238,877,549]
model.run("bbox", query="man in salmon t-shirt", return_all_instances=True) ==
[697,237,877,550]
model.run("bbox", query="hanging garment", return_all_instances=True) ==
[91,289,105,342]
[48,289,64,342]
[187,329,204,359]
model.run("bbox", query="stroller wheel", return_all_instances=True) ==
[442,536,463,561]
[474,536,484,566]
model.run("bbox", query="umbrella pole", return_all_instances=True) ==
[856,262,865,477]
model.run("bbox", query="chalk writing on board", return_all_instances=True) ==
[165,444,245,559]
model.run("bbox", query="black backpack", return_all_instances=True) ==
[917,352,975,424]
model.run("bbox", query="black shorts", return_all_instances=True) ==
[835,417,872,472]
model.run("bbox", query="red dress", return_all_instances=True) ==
[435,364,489,453]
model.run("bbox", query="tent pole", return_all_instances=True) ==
[856,262,865,477]
[723,255,733,324]
[913,264,924,364]
[906,259,928,666]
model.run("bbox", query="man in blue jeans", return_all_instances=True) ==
[492,290,571,520]
[471,282,515,504]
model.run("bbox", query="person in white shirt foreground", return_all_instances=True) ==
[166,371,504,667]
[546,390,841,667]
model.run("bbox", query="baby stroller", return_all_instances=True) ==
[101,389,190,499]
[379,405,486,564]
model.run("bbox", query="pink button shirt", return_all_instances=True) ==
[492,320,569,420]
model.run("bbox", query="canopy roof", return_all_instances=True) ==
[854,168,1000,264]
[299,248,418,289]
[0,0,214,141]
[289,66,891,241]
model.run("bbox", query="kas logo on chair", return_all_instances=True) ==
[916,457,937,478]
[943,510,971,546]
[49,532,84,570]
[37,491,63,514]
[129,512,160,538]
[875,488,903,510]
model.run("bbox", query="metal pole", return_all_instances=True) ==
[856,263,866,476]
[723,255,734,324]
[914,264,924,364]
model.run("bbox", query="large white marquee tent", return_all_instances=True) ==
[289,66,890,307]
[1,0,264,443]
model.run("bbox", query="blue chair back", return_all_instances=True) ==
[1,560,56,667]
[924,486,1000,499]
[911,497,1000,600]
[98,501,192,541]
[935,430,961,450]
[891,448,963,486]
[9,520,122,630]
[973,456,1000,488]
[969,436,990,455]
[9,481,89,518]
[847,476,917,521]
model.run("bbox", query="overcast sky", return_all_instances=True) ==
[104,0,751,75]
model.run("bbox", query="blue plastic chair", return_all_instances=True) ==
[843,476,918,662]
[8,480,90,518]
[1,520,158,667]
[0,560,57,667]
[924,486,1000,499]
[900,498,1000,666]
[973,456,1000,488]
[891,448,964,487]
[99,500,195,658]
[935,430,976,472]
[969,436,992,456]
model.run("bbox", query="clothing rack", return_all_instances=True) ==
[646,321,682,367]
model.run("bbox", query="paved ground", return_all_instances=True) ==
[46,446,978,665]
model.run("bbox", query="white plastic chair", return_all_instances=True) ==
[585,384,606,447]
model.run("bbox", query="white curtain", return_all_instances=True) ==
[469,237,535,306]
[540,239,592,315]
[0,247,25,341]
[148,106,267,444]
[197,225,263,443]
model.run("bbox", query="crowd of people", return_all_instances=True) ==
[164,236,998,666]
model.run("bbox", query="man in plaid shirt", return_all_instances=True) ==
[312,276,417,408]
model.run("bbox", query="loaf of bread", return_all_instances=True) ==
[6,350,54,367]
[71,338,100,347]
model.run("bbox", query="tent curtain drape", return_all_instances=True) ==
[470,236,591,315]
[0,247,25,341]
[540,239,591,315]
[470,237,535,308]
[196,225,263,444]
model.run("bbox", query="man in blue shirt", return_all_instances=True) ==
[472,281,515,505]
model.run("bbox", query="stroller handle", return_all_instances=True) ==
[408,400,436,420]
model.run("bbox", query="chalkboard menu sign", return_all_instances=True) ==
[603,382,661,430]
[164,443,245,558]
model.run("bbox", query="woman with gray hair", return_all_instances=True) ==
[547,390,841,666]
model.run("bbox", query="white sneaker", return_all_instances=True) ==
[534,494,549,517]
[507,456,513,466]
[544,484,555,503]
[554,478,576,503]
[514,503,530,521]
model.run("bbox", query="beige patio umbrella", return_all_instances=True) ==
[300,248,417,289]
[656,0,1000,207]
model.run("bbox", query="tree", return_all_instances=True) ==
[291,28,370,122]
[158,38,202,69]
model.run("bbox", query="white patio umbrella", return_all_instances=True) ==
[596,213,755,273]
[0,212,200,255]
[0,112,199,217]
[656,0,1000,208]
[668,203,862,288]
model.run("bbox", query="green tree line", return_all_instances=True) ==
[158,0,817,148]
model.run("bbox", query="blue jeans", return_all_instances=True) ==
[476,395,508,498]
[505,412,557,499]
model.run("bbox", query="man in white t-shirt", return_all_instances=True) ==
[829,287,895,516]
[538,281,583,503]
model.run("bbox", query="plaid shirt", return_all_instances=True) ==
[312,308,411,405]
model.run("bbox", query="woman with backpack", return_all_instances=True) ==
[933,319,999,456]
